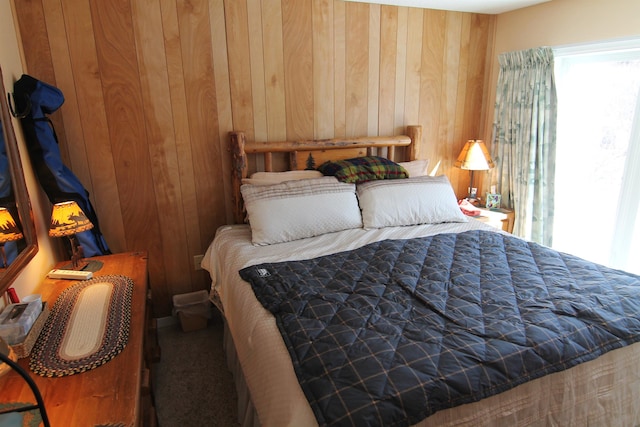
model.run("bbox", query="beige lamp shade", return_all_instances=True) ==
[0,207,24,244]
[454,140,494,171]
[49,201,94,237]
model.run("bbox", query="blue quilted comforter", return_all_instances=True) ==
[239,230,640,427]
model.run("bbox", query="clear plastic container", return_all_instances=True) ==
[0,299,43,345]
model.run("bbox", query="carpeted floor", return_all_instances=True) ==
[153,311,239,426]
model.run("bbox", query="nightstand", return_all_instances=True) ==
[474,207,515,233]
[0,251,159,426]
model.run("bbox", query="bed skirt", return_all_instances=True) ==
[223,316,640,427]
[223,320,261,427]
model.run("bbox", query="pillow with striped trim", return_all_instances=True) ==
[317,156,408,183]
[242,170,323,185]
[241,177,362,245]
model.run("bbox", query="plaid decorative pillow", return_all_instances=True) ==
[318,156,408,183]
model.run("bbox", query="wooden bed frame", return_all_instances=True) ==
[229,125,423,224]
[214,124,640,426]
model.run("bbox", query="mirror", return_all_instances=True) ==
[0,66,38,293]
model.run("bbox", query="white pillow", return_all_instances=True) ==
[242,170,323,185]
[398,159,430,177]
[242,177,363,245]
[356,175,468,229]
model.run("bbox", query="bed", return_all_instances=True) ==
[202,126,640,427]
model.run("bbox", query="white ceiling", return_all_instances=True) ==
[344,0,551,14]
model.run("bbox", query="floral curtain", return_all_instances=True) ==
[491,47,557,245]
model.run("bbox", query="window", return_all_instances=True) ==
[553,39,640,274]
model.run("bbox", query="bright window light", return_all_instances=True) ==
[553,39,640,274]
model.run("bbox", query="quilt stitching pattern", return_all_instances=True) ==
[240,230,640,427]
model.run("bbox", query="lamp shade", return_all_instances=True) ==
[0,207,23,244]
[454,140,494,171]
[49,201,94,237]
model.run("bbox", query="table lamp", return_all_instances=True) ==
[49,201,94,270]
[0,207,24,267]
[454,139,494,202]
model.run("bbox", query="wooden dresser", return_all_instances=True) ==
[0,251,159,426]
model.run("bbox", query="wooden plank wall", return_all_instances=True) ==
[13,0,495,316]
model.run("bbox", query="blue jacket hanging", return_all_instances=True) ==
[11,74,110,257]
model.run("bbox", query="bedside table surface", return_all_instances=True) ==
[0,251,148,426]
[473,207,515,233]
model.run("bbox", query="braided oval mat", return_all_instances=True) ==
[29,275,133,377]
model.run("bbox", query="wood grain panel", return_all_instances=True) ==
[221,0,262,173]
[60,0,127,253]
[345,2,369,137]
[132,0,192,314]
[160,0,205,293]
[466,14,492,137]
[463,13,494,197]
[175,0,224,258]
[419,9,446,165]
[262,0,287,141]
[394,7,408,135]
[313,0,334,139]
[367,4,380,137]
[333,0,346,138]
[282,0,314,139]
[12,0,73,187]
[457,13,472,138]
[478,15,496,139]
[14,0,496,316]
[247,0,268,142]
[378,5,397,140]
[438,12,462,164]
[209,0,235,224]
[451,13,472,196]
[225,0,254,140]
[90,1,169,315]
[41,0,77,175]
[404,9,423,134]
[13,1,54,85]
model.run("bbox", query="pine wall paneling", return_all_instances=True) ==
[379,6,398,137]
[346,3,369,138]
[367,4,381,138]
[13,0,495,316]
[209,0,235,224]
[132,0,189,309]
[283,1,315,140]
[334,0,347,137]
[313,0,334,139]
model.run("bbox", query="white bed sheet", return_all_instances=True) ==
[202,221,640,427]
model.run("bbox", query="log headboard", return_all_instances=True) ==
[229,125,423,224]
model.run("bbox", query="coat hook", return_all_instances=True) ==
[7,92,30,119]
